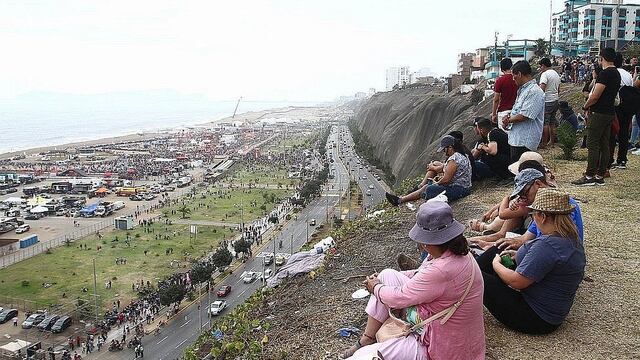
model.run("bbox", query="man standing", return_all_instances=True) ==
[471,117,512,179]
[572,48,621,186]
[610,52,635,169]
[538,57,561,148]
[491,58,518,125]
[502,60,545,162]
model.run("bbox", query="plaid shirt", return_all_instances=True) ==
[509,79,545,150]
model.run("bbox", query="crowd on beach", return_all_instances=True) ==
[339,47,640,360]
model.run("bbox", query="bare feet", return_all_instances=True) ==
[468,219,486,232]
[342,333,376,358]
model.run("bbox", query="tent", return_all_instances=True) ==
[0,339,31,357]
[3,197,25,204]
[30,205,49,213]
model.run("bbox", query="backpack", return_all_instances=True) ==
[618,86,640,114]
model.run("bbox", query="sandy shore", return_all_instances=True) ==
[0,106,321,160]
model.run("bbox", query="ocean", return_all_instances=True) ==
[0,92,318,155]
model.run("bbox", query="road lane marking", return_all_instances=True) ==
[239,288,248,297]
[180,319,191,328]
[176,338,189,348]
[156,336,168,345]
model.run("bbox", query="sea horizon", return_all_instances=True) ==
[0,91,320,155]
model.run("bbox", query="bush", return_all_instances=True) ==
[557,121,578,160]
[21,280,30,287]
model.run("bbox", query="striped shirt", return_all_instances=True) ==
[509,79,545,150]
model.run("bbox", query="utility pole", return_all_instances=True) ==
[92,259,98,324]
[290,233,293,256]
[549,0,553,55]
[198,284,202,331]
[207,280,211,330]
[272,234,276,273]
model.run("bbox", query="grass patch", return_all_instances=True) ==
[0,223,228,309]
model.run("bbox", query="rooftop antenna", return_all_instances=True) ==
[232,96,243,118]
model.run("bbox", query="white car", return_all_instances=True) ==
[242,272,257,284]
[362,175,367,179]
[366,190,372,196]
[368,185,374,189]
[15,224,30,234]
[207,300,227,316]
[259,269,273,280]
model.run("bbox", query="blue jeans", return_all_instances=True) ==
[421,184,470,202]
[474,160,497,180]
[631,115,639,146]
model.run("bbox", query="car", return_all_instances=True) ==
[242,272,257,284]
[0,309,18,324]
[369,185,374,189]
[216,285,231,297]
[165,186,176,192]
[260,268,273,280]
[15,224,30,234]
[366,190,372,196]
[362,175,367,179]
[51,316,72,333]
[207,300,227,316]
[263,253,274,266]
[37,315,60,331]
[22,312,46,329]
[275,255,286,266]
[309,218,316,226]
[55,208,69,216]
[129,194,143,201]
[143,193,156,201]
[24,213,43,220]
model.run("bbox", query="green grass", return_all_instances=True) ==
[264,135,309,155]
[0,223,229,309]
[227,166,298,187]
[166,187,292,223]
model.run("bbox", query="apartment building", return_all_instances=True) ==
[552,0,640,55]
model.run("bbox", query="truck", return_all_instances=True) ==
[94,202,114,217]
[116,187,146,196]
[176,176,192,188]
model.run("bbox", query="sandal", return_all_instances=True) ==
[468,219,486,232]
[342,333,375,359]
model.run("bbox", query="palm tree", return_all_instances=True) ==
[534,38,549,57]
[178,205,191,219]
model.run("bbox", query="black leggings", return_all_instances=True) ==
[476,246,559,335]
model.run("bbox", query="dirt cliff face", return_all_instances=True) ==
[353,87,487,185]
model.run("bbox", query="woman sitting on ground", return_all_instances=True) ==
[477,188,586,334]
[343,201,485,360]
[386,135,472,205]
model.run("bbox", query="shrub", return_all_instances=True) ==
[21,280,30,287]
[557,121,578,160]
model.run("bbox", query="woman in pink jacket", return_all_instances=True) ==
[343,201,485,360]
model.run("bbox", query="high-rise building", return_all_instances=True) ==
[385,67,411,91]
[457,53,475,80]
[552,0,640,55]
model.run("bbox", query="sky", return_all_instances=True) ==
[0,0,566,103]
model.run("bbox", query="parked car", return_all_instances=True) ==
[143,193,156,201]
[309,218,316,226]
[366,190,372,196]
[275,254,286,266]
[22,312,46,329]
[216,285,231,297]
[207,300,227,316]
[242,272,257,284]
[165,186,176,192]
[263,253,273,266]
[15,224,30,234]
[24,213,43,220]
[55,208,69,216]
[37,315,60,331]
[51,315,72,333]
[0,309,18,324]
[260,268,273,280]
[129,194,143,201]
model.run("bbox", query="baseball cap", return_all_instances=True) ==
[510,168,545,199]
[437,135,456,152]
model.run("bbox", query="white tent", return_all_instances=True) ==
[3,197,25,204]
[0,339,32,356]
[30,205,49,213]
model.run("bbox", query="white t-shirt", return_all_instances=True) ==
[618,68,633,87]
[539,69,561,102]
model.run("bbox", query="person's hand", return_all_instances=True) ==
[501,115,511,129]
[508,199,520,211]
[481,211,492,222]
[496,237,525,251]
[363,274,381,294]
[491,113,498,123]
[492,254,502,268]
[499,249,517,260]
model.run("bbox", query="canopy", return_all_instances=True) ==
[30,205,49,213]
[95,187,108,193]
[3,197,25,204]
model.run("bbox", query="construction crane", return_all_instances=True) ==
[232,96,242,118]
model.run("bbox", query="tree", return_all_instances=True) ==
[190,261,215,284]
[233,239,251,256]
[177,205,191,219]
[622,43,640,59]
[211,247,233,269]
[534,38,549,57]
[159,282,186,306]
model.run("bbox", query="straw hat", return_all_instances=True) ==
[527,188,575,214]
[508,151,544,175]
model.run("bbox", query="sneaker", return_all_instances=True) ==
[385,192,401,206]
[571,176,597,186]
[616,162,627,169]
[594,176,605,186]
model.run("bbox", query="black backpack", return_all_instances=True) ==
[619,86,640,114]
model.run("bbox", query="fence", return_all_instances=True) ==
[0,187,193,269]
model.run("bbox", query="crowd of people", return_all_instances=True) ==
[342,48,640,360]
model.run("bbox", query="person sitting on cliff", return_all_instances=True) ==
[471,117,512,179]
[476,188,586,334]
[385,135,472,205]
[342,201,485,360]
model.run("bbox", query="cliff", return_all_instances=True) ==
[352,86,491,185]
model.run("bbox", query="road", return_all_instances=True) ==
[86,124,387,360]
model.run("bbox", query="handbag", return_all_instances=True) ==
[375,254,477,343]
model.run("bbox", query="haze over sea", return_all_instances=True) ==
[0,90,317,155]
